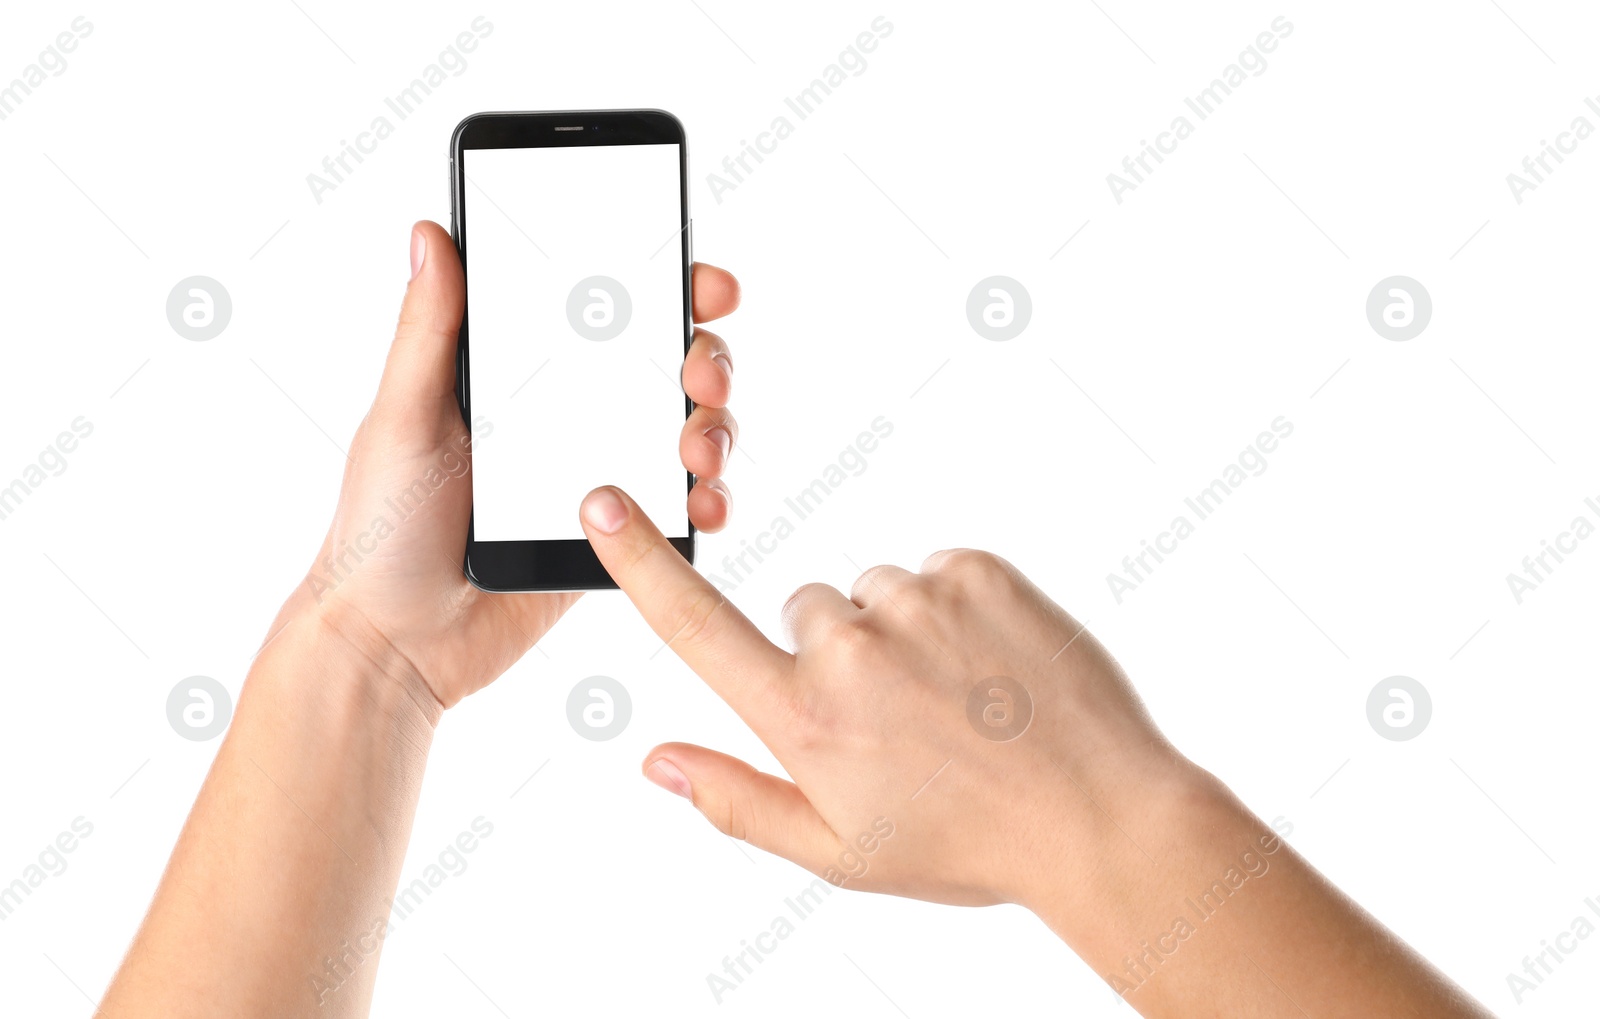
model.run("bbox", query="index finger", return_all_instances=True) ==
[580,486,792,717]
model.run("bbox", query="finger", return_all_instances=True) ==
[681,405,737,479]
[687,478,731,533]
[850,564,915,609]
[781,583,857,651]
[580,486,792,715]
[372,222,464,427]
[644,744,840,870]
[691,263,740,324]
[682,328,732,409]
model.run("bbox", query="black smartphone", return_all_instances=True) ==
[450,110,694,591]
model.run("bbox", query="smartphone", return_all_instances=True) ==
[450,110,694,591]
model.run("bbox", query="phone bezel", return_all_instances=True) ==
[450,109,695,592]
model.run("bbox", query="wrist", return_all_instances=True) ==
[1017,756,1238,934]
[1019,756,1297,994]
[252,599,445,734]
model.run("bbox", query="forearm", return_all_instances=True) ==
[103,605,441,1017]
[1027,766,1492,1018]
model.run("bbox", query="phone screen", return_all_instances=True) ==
[461,140,686,543]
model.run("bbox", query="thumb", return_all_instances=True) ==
[372,221,465,429]
[644,743,842,875]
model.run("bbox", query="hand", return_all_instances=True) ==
[576,486,1193,909]
[576,494,1499,1019]
[268,221,742,711]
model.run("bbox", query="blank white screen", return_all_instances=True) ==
[464,143,685,541]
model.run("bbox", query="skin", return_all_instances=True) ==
[103,221,1495,1018]
[580,493,1497,1017]
[100,222,742,1016]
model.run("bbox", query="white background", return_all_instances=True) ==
[466,142,686,542]
[1,1,1597,1015]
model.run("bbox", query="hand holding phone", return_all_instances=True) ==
[283,218,739,710]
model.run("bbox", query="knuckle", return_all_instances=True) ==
[617,533,659,574]
[668,585,728,652]
[889,577,941,615]
[925,548,1012,586]
[860,571,945,629]
[711,795,748,842]
[850,564,902,601]
[814,617,896,695]
[710,788,791,852]
[394,303,446,346]
[782,582,830,617]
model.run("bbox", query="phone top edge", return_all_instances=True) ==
[451,109,685,154]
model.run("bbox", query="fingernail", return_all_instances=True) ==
[645,759,692,800]
[581,487,629,534]
[711,352,733,382]
[706,426,732,461]
[410,228,426,280]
